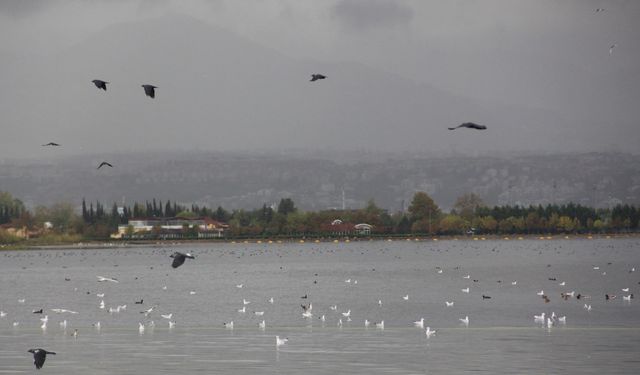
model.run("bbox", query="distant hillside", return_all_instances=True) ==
[0,151,638,211]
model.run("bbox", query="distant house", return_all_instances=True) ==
[322,220,373,236]
[113,217,229,239]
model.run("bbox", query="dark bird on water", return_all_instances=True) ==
[135,299,144,304]
[310,74,326,82]
[141,84,157,98]
[92,79,108,90]
[28,349,56,369]
[448,122,487,130]
[97,161,113,169]
[32,309,43,314]
[170,252,195,268]
[42,142,60,146]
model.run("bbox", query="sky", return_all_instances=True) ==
[0,0,638,158]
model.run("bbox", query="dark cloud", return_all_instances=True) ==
[331,0,413,31]
[0,0,54,18]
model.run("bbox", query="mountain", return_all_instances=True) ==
[1,151,638,211]
[0,13,615,159]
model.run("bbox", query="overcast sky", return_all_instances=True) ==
[1,0,638,158]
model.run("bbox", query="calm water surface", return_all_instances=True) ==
[1,238,639,374]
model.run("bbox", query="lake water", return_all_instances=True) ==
[1,238,639,374]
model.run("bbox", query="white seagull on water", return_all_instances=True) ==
[459,316,469,327]
[97,276,118,283]
[414,318,424,328]
[276,336,288,347]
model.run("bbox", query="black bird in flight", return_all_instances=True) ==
[310,74,326,82]
[42,142,60,146]
[448,122,487,130]
[92,79,108,90]
[141,84,157,98]
[28,349,56,369]
[97,161,113,169]
[170,252,195,268]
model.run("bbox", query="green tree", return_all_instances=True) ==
[452,193,486,220]
[277,198,296,216]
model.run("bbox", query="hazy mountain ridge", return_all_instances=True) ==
[1,151,637,212]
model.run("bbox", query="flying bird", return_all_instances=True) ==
[310,74,326,82]
[97,162,113,169]
[170,252,195,268]
[448,122,487,131]
[92,79,108,90]
[96,275,118,283]
[609,43,617,55]
[28,349,56,369]
[141,84,157,98]
[42,142,60,147]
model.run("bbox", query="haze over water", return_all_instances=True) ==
[1,238,639,374]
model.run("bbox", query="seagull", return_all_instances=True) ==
[97,276,118,283]
[330,305,338,311]
[169,321,176,328]
[276,335,288,347]
[236,284,243,289]
[595,8,605,12]
[93,322,101,330]
[141,84,157,98]
[99,300,105,309]
[40,320,47,330]
[238,306,246,313]
[97,162,114,170]
[28,349,56,369]
[72,329,78,338]
[13,321,19,327]
[170,252,195,268]
[623,295,632,302]
[459,316,469,327]
[40,315,48,323]
[461,288,470,293]
[0,311,6,318]
[243,299,251,305]
[537,290,544,296]
[378,300,382,306]
[42,142,60,146]
[345,279,351,283]
[138,322,145,334]
[622,288,629,292]
[224,321,234,329]
[302,310,312,318]
[342,310,351,317]
[558,316,567,324]
[584,304,592,311]
[258,320,266,329]
[338,319,343,327]
[547,317,554,329]
[463,275,471,279]
[18,299,25,303]
[534,313,545,323]
[403,295,409,300]
[140,306,156,317]
[269,297,274,304]
[50,308,78,314]
[59,320,67,329]
[425,327,436,338]
[92,79,108,90]
[310,74,326,82]
[414,318,424,328]
[189,291,196,295]
[364,319,370,327]
[254,311,264,316]
[96,293,104,298]
[375,321,385,329]
[559,281,566,286]
[161,313,173,320]
[511,281,517,285]
[448,122,487,130]
[320,315,326,322]
[445,301,454,307]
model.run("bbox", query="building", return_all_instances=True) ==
[112,217,229,239]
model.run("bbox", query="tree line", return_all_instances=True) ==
[1,191,639,242]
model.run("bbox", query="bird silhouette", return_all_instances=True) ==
[170,252,195,268]
[92,80,108,90]
[97,162,113,169]
[310,74,326,82]
[42,142,60,146]
[448,122,487,130]
[28,349,56,369]
[141,84,157,98]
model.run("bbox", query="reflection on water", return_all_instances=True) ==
[1,238,639,374]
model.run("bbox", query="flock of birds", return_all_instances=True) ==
[3,242,636,370]
[39,72,488,170]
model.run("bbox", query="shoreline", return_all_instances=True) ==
[2,233,637,251]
